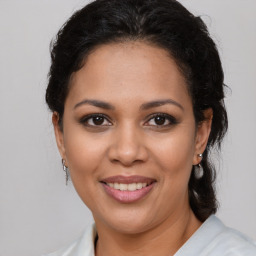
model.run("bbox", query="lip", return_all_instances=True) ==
[100,175,156,203]
[101,175,156,184]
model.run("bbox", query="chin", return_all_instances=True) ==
[94,209,156,235]
[111,220,153,235]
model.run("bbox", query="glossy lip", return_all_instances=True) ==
[100,175,156,203]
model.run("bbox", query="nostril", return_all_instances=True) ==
[107,133,149,166]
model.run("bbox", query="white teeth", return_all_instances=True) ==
[128,183,136,191]
[114,183,120,189]
[137,183,142,189]
[119,184,128,191]
[107,182,149,191]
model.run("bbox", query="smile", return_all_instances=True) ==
[106,182,148,191]
[100,176,156,203]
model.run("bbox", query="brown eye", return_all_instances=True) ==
[154,116,166,125]
[80,114,112,127]
[146,113,177,127]
[92,116,104,125]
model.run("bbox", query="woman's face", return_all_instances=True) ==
[54,41,211,233]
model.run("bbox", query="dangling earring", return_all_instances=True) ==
[194,153,204,179]
[62,159,69,185]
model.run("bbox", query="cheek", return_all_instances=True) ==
[152,129,196,209]
[151,128,196,177]
[63,127,108,178]
[62,129,110,209]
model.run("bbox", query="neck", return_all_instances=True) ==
[95,209,201,256]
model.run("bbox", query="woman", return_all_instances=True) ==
[45,0,256,255]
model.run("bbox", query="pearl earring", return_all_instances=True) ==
[194,153,203,179]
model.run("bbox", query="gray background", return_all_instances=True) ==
[0,0,255,255]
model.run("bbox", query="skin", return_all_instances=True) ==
[53,41,212,256]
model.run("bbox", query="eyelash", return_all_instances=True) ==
[79,113,112,127]
[145,113,178,127]
[79,113,177,128]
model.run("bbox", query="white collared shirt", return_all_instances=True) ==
[44,215,256,256]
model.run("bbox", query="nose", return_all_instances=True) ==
[107,124,149,166]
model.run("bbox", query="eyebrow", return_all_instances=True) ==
[140,99,184,111]
[74,99,115,110]
[73,98,184,111]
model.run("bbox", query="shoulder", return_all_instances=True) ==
[175,215,256,256]
[204,217,256,255]
[42,223,96,256]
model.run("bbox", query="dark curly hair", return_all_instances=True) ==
[46,0,228,222]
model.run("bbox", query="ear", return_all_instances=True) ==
[193,108,213,165]
[52,112,66,162]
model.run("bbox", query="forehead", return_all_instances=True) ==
[67,41,191,107]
